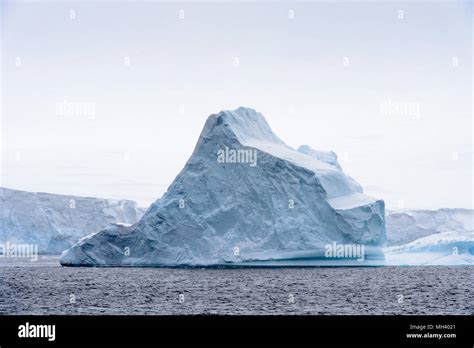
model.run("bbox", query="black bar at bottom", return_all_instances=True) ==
[0,315,471,347]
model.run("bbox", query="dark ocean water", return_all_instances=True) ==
[0,256,472,315]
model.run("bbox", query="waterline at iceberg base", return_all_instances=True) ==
[60,107,385,267]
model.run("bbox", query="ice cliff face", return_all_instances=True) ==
[385,209,473,246]
[0,187,145,254]
[61,107,385,266]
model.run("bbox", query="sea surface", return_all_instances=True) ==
[0,256,471,315]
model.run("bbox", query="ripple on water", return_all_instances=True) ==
[0,259,471,315]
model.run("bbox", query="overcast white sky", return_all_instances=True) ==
[1,0,472,209]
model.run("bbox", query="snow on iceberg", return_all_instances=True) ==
[60,107,385,266]
[297,145,342,171]
[0,187,145,254]
[384,230,474,265]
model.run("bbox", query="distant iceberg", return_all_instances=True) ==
[61,107,385,266]
[385,208,473,246]
[0,187,145,254]
[384,230,474,265]
[384,208,473,265]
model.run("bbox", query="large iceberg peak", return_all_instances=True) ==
[198,107,287,147]
[61,107,385,267]
[198,107,366,202]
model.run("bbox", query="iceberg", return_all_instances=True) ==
[0,187,145,254]
[384,231,474,265]
[60,107,385,266]
[385,209,473,246]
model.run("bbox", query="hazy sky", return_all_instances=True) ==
[1,0,472,209]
